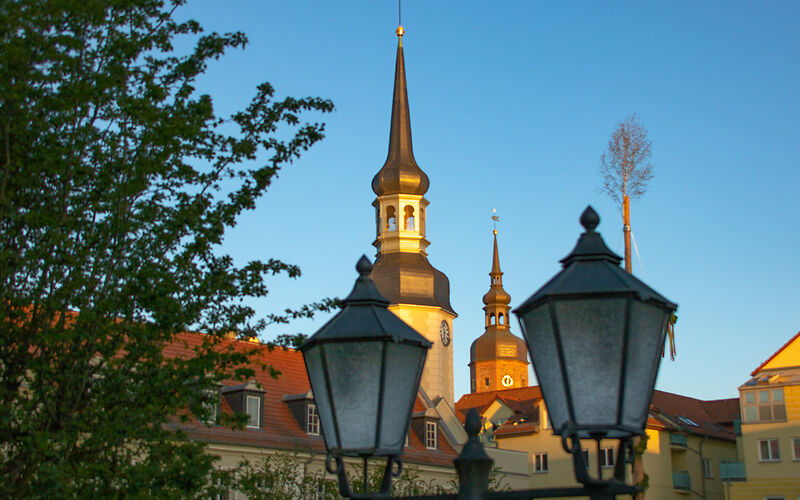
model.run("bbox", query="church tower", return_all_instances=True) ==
[370,27,457,408]
[469,229,529,393]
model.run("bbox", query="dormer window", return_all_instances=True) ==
[425,421,438,449]
[283,390,323,438]
[307,403,320,436]
[201,387,220,424]
[246,395,261,428]
[221,380,265,430]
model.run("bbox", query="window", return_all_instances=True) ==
[307,403,320,435]
[246,395,261,428]
[386,206,396,231]
[758,439,780,462]
[677,416,699,427]
[403,205,415,231]
[793,438,800,461]
[425,422,437,449]
[743,389,786,423]
[201,389,219,424]
[484,377,490,387]
[498,313,504,325]
[600,448,615,468]
[582,449,590,468]
[703,458,712,478]
[534,452,548,473]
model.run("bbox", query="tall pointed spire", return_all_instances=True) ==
[483,229,511,314]
[372,26,429,196]
[491,230,502,277]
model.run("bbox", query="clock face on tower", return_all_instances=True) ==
[439,320,450,346]
[501,374,514,388]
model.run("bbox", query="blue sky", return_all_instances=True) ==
[179,1,799,401]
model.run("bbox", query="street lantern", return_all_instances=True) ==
[300,255,432,498]
[513,206,677,485]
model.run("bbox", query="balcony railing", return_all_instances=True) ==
[673,471,691,491]
[669,432,688,447]
[720,461,746,481]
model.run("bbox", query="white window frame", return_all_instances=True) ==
[534,452,548,473]
[202,388,218,424]
[792,437,800,461]
[702,458,712,478]
[307,403,320,436]
[742,388,786,423]
[246,395,261,428]
[758,438,780,462]
[425,421,438,449]
[600,448,615,468]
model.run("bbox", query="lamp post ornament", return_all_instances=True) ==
[302,206,676,499]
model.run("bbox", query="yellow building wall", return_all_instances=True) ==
[760,338,800,371]
[207,442,457,499]
[730,382,800,499]
[389,304,456,407]
[495,426,738,500]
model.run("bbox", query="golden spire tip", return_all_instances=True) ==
[396,25,404,38]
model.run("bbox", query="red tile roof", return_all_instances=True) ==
[455,386,542,415]
[455,386,738,442]
[165,332,457,467]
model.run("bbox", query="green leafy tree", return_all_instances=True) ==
[0,0,333,497]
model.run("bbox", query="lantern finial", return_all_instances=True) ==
[464,408,482,438]
[580,206,600,232]
[356,254,373,277]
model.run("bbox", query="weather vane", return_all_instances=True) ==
[491,208,499,235]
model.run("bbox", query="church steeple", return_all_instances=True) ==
[482,230,511,328]
[368,27,456,408]
[470,228,529,393]
[371,27,429,197]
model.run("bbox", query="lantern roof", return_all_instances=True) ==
[514,206,677,315]
[300,256,432,349]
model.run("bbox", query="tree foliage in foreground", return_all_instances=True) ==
[230,452,510,499]
[0,0,333,497]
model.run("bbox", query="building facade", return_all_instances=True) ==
[728,331,800,500]
[455,387,741,500]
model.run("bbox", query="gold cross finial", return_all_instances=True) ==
[491,208,499,235]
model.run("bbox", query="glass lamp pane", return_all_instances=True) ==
[379,342,427,452]
[324,341,383,451]
[303,345,337,448]
[621,301,670,430]
[554,297,626,433]
[518,304,570,434]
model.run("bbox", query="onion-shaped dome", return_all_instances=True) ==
[470,329,528,363]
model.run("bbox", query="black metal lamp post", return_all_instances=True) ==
[303,207,676,500]
[513,206,677,497]
[300,255,432,499]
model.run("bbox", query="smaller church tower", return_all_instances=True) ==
[469,230,529,393]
